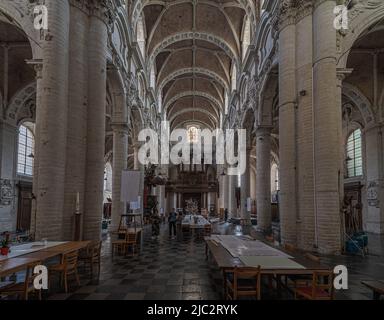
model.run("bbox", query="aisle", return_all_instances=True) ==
[49,224,222,300]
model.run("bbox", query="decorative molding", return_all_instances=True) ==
[0,179,13,206]
[158,68,229,93]
[164,91,222,113]
[149,32,238,66]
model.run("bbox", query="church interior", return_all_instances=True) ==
[0,0,384,301]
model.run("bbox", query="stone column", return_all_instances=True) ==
[111,123,128,230]
[313,0,341,253]
[256,128,272,232]
[228,173,238,218]
[278,7,298,246]
[240,147,252,224]
[250,166,257,202]
[364,125,384,233]
[30,61,43,234]
[62,3,89,240]
[35,0,70,240]
[133,145,139,170]
[158,185,166,213]
[223,174,229,211]
[83,6,108,240]
[0,121,18,233]
[218,165,224,209]
[295,4,315,250]
[173,192,178,209]
[178,193,182,208]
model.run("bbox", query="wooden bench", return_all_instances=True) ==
[361,280,384,300]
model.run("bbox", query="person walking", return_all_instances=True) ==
[168,208,177,239]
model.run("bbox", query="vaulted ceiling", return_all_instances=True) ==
[134,0,257,130]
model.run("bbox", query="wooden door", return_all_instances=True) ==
[17,182,33,232]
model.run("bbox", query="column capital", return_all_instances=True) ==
[69,0,116,25]
[278,1,296,31]
[26,59,43,80]
[336,67,353,80]
[312,0,336,11]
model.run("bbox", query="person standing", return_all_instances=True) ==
[224,208,228,222]
[169,208,177,238]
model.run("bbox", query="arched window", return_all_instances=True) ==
[260,0,266,16]
[17,123,35,176]
[224,93,229,115]
[242,17,251,60]
[346,129,363,178]
[103,162,113,202]
[231,64,237,92]
[271,162,279,192]
[137,16,146,58]
[150,63,156,89]
[187,126,199,143]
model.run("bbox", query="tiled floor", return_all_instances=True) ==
[45,223,384,300]
[48,224,223,300]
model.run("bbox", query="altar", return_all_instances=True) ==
[182,215,210,229]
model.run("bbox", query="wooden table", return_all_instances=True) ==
[205,236,329,298]
[361,280,384,300]
[0,257,41,277]
[37,241,91,254]
[206,238,328,275]
[0,241,92,277]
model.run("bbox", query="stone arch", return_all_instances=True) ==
[149,32,238,66]
[0,1,42,59]
[131,0,257,34]
[7,81,36,125]
[239,74,249,106]
[158,68,229,94]
[169,108,218,125]
[338,2,384,69]
[258,69,278,127]
[342,82,376,128]
[107,67,128,122]
[174,119,214,131]
[165,91,222,113]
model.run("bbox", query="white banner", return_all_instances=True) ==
[121,170,141,202]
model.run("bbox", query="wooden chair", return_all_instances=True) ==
[225,266,261,300]
[79,241,102,280]
[49,250,80,293]
[284,243,297,252]
[204,224,212,237]
[112,232,138,257]
[0,263,42,300]
[294,270,335,300]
